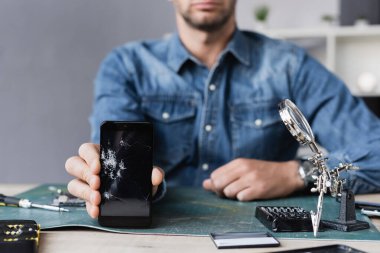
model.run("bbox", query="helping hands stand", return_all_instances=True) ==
[323,189,369,232]
[278,99,369,237]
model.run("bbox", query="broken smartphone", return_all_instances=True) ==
[98,121,153,227]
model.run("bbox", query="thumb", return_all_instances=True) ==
[152,166,164,186]
[152,167,165,196]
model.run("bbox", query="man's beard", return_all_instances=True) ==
[181,3,236,32]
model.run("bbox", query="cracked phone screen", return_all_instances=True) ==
[99,122,153,217]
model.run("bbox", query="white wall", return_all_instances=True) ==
[0,0,175,183]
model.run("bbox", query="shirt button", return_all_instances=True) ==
[209,84,216,91]
[255,119,263,127]
[162,112,170,120]
[205,124,213,132]
[202,163,209,171]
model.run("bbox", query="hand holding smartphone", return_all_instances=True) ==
[98,121,153,227]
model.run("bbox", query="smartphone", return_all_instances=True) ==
[98,121,153,227]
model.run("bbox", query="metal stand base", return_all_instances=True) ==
[322,219,369,232]
[322,190,369,232]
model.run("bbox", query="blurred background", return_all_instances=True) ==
[0,0,379,183]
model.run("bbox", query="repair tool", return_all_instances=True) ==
[0,193,69,212]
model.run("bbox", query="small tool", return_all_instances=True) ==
[0,193,69,212]
[51,190,85,207]
[361,209,380,217]
[355,200,380,211]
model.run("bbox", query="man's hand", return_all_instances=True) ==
[65,143,164,218]
[203,158,304,201]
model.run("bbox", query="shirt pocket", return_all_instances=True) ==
[141,96,197,171]
[229,99,290,160]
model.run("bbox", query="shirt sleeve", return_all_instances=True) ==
[290,50,380,194]
[89,48,144,143]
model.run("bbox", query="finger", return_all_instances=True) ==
[210,159,239,178]
[65,156,98,189]
[78,143,101,174]
[152,166,164,186]
[210,165,241,191]
[86,201,99,219]
[90,175,101,190]
[152,167,165,197]
[67,179,100,205]
[222,179,250,199]
[203,178,225,198]
[202,178,213,190]
[236,187,259,202]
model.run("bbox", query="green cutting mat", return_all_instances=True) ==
[0,184,379,240]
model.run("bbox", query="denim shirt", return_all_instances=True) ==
[90,29,380,194]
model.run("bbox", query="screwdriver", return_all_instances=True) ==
[0,193,69,212]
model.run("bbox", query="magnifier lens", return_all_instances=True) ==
[279,99,314,145]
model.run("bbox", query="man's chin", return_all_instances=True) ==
[188,20,228,32]
[189,13,224,26]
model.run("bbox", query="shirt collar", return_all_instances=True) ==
[167,33,193,73]
[224,29,251,66]
[167,29,251,72]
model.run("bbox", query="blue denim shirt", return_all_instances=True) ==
[90,29,380,194]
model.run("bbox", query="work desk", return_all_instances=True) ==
[1,184,380,253]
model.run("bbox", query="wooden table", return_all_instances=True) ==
[2,184,380,253]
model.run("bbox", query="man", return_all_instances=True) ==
[65,0,380,218]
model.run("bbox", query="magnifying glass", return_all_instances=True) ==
[278,99,320,154]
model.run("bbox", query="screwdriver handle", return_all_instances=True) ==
[0,193,21,206]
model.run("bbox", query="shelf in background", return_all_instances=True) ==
[264,25,380,38]
[262,25,380,97]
